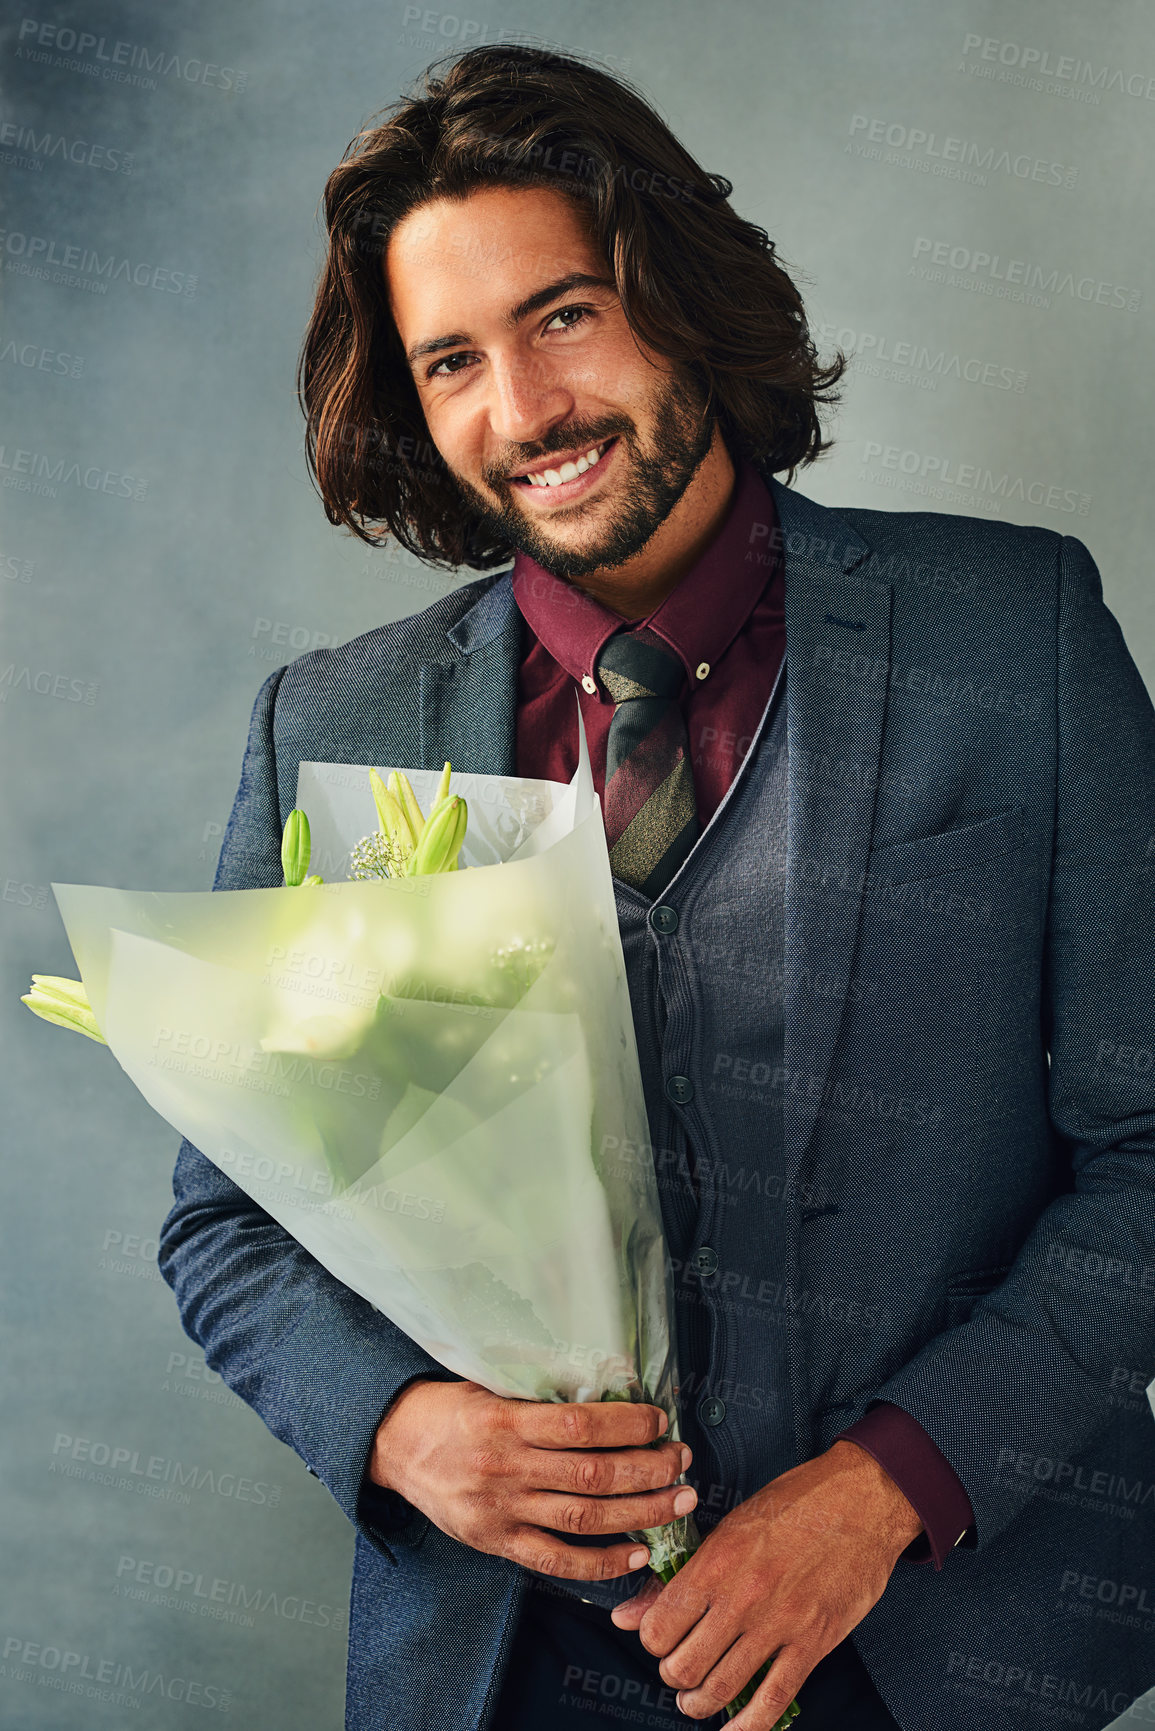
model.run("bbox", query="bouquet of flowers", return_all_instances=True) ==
[24,724,795,1726]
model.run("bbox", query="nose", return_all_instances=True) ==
[485,349,574,452]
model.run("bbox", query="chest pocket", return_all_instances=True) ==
[944,1262,1014,1329]
[865,805,1024,886]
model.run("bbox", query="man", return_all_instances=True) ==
[159,44,1155,1731]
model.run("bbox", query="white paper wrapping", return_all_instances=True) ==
[52,727,679,1416]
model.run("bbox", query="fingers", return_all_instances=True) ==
[719,1650,806,1730]
[508,1397,671,1451]
[522,1478,698,1539]
[531,1436,691,1497]
[663,1628,768,1720]
[609,1571,664,1629]
[653,1621,802,1729]
[505,1527,655,1582]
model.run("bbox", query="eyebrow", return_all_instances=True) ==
[404,271,617,369]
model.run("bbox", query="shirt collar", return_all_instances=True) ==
[511,458,778,695]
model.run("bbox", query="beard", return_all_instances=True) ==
[448,368,716,580]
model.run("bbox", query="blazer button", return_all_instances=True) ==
[649,904,679,935]
[665,1074,694,1105]
[699,1396,727,1427]
[691,1245,718,1276]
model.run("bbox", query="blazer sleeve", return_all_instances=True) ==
[156,666,461,1564]
[868,532,1155,1550]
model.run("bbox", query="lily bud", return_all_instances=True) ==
[444,796,468,870]
[22,974,107,1044]
[427,759,453,821]
[281,809,312,887]
[389,770,426,844]
[370,769,413,865]
[407,795,466,875]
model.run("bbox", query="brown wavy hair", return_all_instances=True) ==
[298,43,847,569]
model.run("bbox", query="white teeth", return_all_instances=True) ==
[520,440,609,487]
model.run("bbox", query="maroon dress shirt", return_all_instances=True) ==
[510,456,975,1568]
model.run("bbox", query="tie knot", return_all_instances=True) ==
[594,626,685,704]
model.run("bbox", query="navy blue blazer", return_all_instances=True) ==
[159,473,1155,1731]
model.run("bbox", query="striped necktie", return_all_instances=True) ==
[593,626,700,897]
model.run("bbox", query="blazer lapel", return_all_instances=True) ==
[418,571,521,776]
[770,479,893,1179]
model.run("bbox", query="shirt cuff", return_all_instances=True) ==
[834,1401,976,1570]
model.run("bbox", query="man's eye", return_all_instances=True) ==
[544,305,591,333]
[427,352,474,378]
[425,306,592,378]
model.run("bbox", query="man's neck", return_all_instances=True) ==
[558,428,738,621]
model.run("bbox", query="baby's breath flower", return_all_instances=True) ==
[349,831,406,880]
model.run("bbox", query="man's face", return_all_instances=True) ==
[385,184,715,579]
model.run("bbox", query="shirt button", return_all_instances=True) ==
[581,674,598,695]
[665,1074,694,1105]
[695,661,710,681]
[699,1396,726,1427]
[691,1245,718,1276]
[649,904,679,935]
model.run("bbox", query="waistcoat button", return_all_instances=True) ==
[665,1074,694,1105]
[691,1245,718,1276]
[699,1396,727,1427]
[649,904,679,935]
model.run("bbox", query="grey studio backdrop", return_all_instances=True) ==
[2,1,1153,1726]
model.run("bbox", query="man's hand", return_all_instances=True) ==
[366,1378,696,1582]
[609,1439,923,1727]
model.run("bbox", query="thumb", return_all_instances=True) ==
[609,1570,664,1630]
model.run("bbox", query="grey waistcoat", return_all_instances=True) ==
[534,653,792,1610]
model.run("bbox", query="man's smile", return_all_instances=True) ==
[507,435,621,506]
